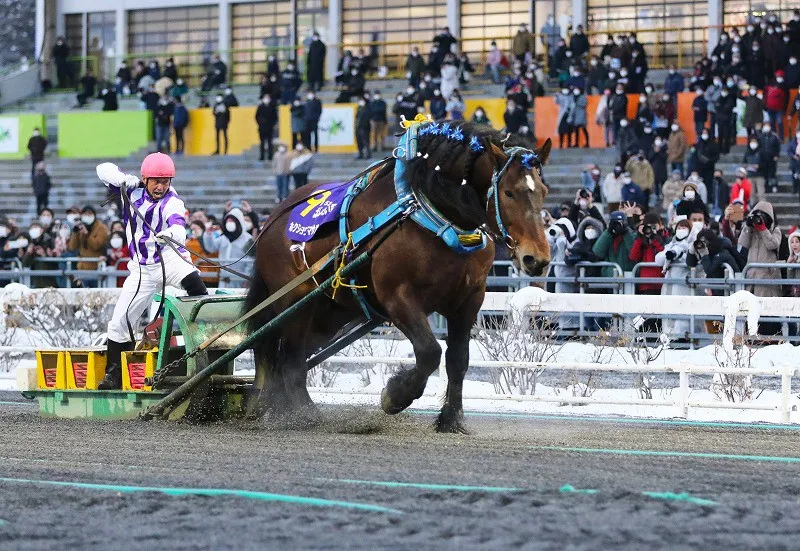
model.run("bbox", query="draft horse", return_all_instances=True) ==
[244,122,551,432]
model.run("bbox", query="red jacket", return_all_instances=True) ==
[764,85,787,112]
[730,178,752,211]
[629,236,664,292]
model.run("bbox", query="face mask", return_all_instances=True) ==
[39,216,52,226]
[753,46,759,51]
[578,199,588,209]
[721,91,729,96]
[623,177,632,184]
[573,89,580,96]
[675,228,690,240]
[791,59,798,65]
[763,126,771,133]
[696,90,703,95]
[620,70,628,77]
[747,26,754,32]
[646,87,654,93]
[215,96,223,103]
[81,215,95,225]
[639,96,647,104]
[307,94,313,100]
[684,190,696,200]
[28,227,42,239]
[475,111,484,117]
[67,214,79,224]
[671,124,679,132]
[644,127,652,134]
[406,88,415,95]
[620,120,628,127]
[777,78,784,83]
[561,89,569,95]
[244,221,254,231]
[225,221,237,232]
[701,134,709,140]
[590,60,597,66]
[110,237,124,249]
[584,228,599,240]
[591,169,600,176]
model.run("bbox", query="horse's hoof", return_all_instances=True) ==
[434,408,469,434]
[380,388,406,415]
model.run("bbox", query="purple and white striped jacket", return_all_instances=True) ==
[121,186,188,265]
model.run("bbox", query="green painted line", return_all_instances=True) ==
[407,409,800,430]
[643,491,717,506]
[559,484,598,495]
[529,445,800,464]
[0,477,402,514]
[0,519,8,527]
[329,478,521,492]
[0,401,35,406]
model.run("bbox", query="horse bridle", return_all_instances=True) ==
[485,146,539,252]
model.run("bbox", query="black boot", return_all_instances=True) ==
[98,339,134,390]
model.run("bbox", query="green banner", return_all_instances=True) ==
[0,114,47,160]
[57,111,152,159]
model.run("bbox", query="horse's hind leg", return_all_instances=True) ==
[380,288,442,415]
[435,293,484,433]
[244,337,285,420]
[278,315,323,428]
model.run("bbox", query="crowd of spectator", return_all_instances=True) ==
[0,200,269,290]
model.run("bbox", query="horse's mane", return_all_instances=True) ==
[373,122,538,230]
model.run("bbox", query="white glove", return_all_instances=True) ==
[122,175,141,190]
[96,163,125,186]
[155,230,172,245]
[156,227,185,246]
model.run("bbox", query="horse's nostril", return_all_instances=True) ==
[522,255,536,267]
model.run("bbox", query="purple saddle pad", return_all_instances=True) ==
[286,182,353,242]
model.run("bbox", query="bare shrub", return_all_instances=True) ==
[711,338,757,403]
[620,316,669,400]
[474,308,563,395]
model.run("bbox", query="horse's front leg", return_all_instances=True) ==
[380,286,442,415]
[435,291,484,434]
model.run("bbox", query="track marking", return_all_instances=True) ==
[407,409,800,430]
[559,484,598,495]
[326,478,522,492]
[0,401,35,406]
[642,491,717,506]
[529,445,800,464]
[0,477,402,514]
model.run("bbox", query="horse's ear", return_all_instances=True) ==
[489,142,509,170]
[536,139,552,165]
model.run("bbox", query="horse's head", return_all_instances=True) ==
[487,139,552,276]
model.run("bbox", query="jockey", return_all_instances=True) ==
[95,152,208,390]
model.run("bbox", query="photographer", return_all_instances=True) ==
[67,206,109,288]
[547,217,577,295]
[721,199,745,245]
[592,210,636,278]
[655,219,694,338]
[21,221,57,288]
[567,188,604,229]
[687,228,743,297]
[629,211,665,295]
[738,201,783,298]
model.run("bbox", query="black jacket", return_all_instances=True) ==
[27,135,47,161]
[503,108,528,133]
[304,98,322,126]
[31,172,51,196]
[255,102,278,129]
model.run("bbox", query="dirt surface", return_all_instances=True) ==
[2,390,800,550]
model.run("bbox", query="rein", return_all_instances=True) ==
[485,146,539,253]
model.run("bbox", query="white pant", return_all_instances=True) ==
[107,250,197,343]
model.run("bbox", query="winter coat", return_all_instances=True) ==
[595,94,609,125]
[655,236,693,300]
[555,92,574,132]
[601,173,623,203]
[304,98,323,127]
[569,32,589,57]
[737,200,782,297]
[629,235,665,292]
[569,93,588,127]
[608,92,628,122]
[743,95,765,128]
[203,208,253,288]
[764,84,787,112]
[272,149,291,175]
[648,145,668,192]
[306,39,326,83]
[290,104,305,133]
[617,126,639,157]
[550,235,577,295]
[661,178,683,212]
[405,54,426,77]
[715,93,736,122]
[625,158,655,191]
[368,99,387,122]
[173,104,189,129]
[430,96,447,120]
[512,31,536,57]
[593,229,637,277]
[565,218,605,283]
[694,139,719,170]
[27,135,47,161]
[503,108,528,134]
[667,129,688,163]
[255,102,278,131]
[692,94,708,122]
[31,172,51,197]
[664,72,685,96]
[621,181,645,205]
[758,132,781,159]
[439,64,459,102]
[213,102,230,130]
[67,219,110,270]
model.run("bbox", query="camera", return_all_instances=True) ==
[547,226,560,238]
[609,220,626,235]
[695,239,707,250]
[579,189,590,199]
[642,224,653,236]
[746,213,762,227]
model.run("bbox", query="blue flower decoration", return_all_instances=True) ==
[449,127,465,142]
[438,123,451,136]
[469,136,485,153]
[521,152,538,170]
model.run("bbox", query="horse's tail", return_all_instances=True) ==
[243,268,274,334]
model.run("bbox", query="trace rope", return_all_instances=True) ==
[330,232,368,299]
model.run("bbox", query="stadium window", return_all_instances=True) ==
[723,0,795,26]
[341,0,447,72]
[460,0,531,59]
[230,1,292,84]
[587,0,708,68]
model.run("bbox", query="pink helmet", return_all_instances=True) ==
[140,152,176,179]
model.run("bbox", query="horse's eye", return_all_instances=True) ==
[504,190,514,199]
